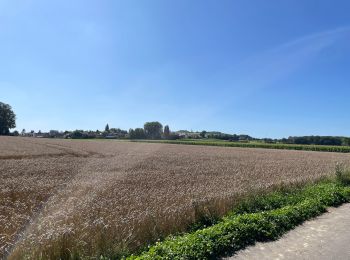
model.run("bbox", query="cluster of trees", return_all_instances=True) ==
[70,130,98,139]
[129,122,176,140]
[200,131,254,142]
[54,122,173,140]
[128,128,146,139]
[69,127,128,139]
[280,136,350,146]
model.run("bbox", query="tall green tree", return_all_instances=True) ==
[144,121,163,139]
[164,125,170,139]
[0,102,16,135]
[105,123,110,132]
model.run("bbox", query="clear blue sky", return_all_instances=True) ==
[1,0,350,138]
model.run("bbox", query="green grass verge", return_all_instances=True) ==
[125,178,350,260]
[131,139,350,153]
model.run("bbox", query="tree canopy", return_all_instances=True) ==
[129,128,146,139]
[144,121,163,139]
[0,102,16,135]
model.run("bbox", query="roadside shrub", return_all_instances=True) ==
[127,181,350,260]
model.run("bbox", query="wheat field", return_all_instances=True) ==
[1,136,349,259]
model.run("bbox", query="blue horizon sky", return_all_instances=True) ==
[1,0,350,138]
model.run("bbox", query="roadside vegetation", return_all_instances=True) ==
[126,168,350,260]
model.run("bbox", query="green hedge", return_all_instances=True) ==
[126,181,350,259]
[132,140,350,153]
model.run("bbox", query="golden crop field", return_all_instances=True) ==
[1,137,350,259]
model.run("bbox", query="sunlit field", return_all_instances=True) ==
[1,136,350,259]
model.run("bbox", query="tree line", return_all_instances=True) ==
[280,136,350,146]
[55,122,174,140]
[1,101,350,146]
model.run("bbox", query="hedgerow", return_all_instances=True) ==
[126,180,350,260]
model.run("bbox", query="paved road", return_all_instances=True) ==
[224,203,350,260]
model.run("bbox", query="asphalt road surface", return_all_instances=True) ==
[224,203,350,260]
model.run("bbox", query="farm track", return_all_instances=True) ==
[3,172,78,260]
[0,153,69,160]
[38,141,109,158]
[0,139,109,160]
[1,137,350,259]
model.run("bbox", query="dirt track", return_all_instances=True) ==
[225,203,350,260]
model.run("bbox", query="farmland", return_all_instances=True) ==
[132,139,350,153]
[1,137,350,259]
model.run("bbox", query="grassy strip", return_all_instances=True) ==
[131,139,350,153]
[126,179,350,259]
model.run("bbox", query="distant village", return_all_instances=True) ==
[9,122,350,147]
[13,122,254,141]
[16,129,253,141]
